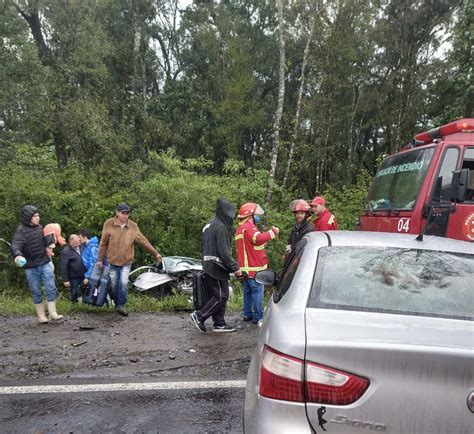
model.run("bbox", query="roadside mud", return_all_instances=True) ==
[0,312,260,383]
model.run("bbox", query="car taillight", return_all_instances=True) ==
[259,345,304,402]
[306,361,369,405]
[259,345,369,405]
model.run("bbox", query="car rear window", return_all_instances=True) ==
[308,246,474,320]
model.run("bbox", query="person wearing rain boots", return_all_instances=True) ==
[11,205,64,323]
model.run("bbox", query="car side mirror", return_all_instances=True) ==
[255,270,278,286]
[450,169,469,202]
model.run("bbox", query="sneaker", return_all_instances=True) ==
[242,316,252,322]
[252,319,263,326]
[190,312,206,333]
[213,324,236,333]
[116,306,129,316]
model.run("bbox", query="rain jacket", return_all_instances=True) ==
[201,198,239,280]
[82,236,99,279]
[10,205,50,269]
[235,219,276,278]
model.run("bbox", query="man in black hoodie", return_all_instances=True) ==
[11,205,63,323]
[191,198,242,333]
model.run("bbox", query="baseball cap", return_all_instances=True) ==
[310,196,326,206]
[116,203,131,213]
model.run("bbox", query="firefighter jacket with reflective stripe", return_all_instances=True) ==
[313,208,339,231]
[235,220,276,278]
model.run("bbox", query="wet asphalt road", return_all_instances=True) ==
[0,380,246,433]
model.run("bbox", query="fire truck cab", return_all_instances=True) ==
[360,118,474,241]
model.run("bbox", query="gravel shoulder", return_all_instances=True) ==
[0,312,260,384]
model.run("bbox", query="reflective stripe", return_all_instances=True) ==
[252,231,261,244]
[203,255,222,263]
[254,245,265,251]
[269,230,275,239]
[328,215,335,225]
[241,264,268,272]
[242,229,249,269]
[234,234,244,240]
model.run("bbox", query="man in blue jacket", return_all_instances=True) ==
[79,229,100,285]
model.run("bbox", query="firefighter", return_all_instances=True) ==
[285,199,314,260]
[235,203,279,325]
[310,196,339,231]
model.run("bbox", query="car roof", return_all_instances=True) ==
[305,231,474,255]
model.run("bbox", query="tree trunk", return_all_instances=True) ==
[282,9,317,189]
[15,1,68,169]
[265,0,286,205]
[14,1,55,67]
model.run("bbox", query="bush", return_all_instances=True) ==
[0,148,370,295]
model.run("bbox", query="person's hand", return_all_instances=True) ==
[271,226,280,236]
[64,281,70,288]
[83,278,89,286]
[155,252,162,263]
[97,262,103,269]
[234,269,243,277]
[46,246,55,257]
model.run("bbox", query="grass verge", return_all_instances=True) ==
[0,279,270,316]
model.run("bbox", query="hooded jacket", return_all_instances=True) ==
[10,205,50,269]
[201,198,239,280]
[82,236,99,279]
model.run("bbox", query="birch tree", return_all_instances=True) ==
[265,0,286,204]
[282,1,324,188]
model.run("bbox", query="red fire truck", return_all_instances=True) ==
[360,118,474,241]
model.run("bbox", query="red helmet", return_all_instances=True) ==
[310,196,326,207]
[290,199,310,213]
[238,202,264,219]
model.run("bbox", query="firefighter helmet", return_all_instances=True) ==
[290,199,310,213]
[238,202,265,219]
[310,196,326,207]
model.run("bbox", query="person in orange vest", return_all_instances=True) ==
[235,203,279,325]
[310,196,339,231]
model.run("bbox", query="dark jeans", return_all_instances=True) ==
[69,277,83,303]
[196,274,230,327]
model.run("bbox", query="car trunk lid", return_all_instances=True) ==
[304,309,473,434]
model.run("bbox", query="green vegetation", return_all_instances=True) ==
[0,1,469,311]
[0,280,259,316]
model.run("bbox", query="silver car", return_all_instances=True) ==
[244,231,474,434]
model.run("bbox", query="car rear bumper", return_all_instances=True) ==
[244,389,312,434]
